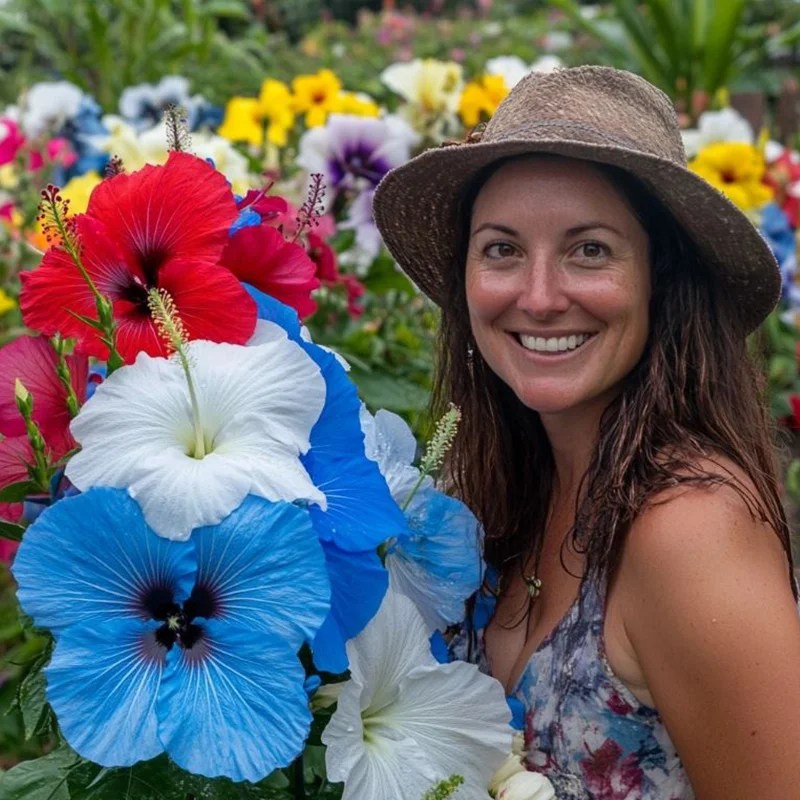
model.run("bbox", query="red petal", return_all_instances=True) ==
[238,191,288,221]
[308,232,339,283]
[0,427,75,489]
[86,152,238,269]
[159,260,257,348]
[0,336,87,440]
[221,226,319,318]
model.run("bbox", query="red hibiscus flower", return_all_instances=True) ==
[221,225,320,319]
[21,152,257,362]
[764,150,800,229]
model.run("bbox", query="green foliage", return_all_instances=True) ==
[550,0,761,116]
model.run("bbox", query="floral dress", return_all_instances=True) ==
[449,571,694,799]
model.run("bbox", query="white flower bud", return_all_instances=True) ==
[496,770,557,800]
[487,753,526,794]
[511,732,527,758]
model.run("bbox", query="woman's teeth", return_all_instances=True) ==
[518,333,593,353]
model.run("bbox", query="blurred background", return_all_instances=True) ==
[3,0,800,773]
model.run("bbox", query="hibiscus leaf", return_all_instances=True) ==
[64,309,105,332]
[18,668,47,740]
[0,746,80,800]
[0,481,36,503]
[0,520,24,541]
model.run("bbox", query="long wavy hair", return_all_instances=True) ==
[431,154,796,604]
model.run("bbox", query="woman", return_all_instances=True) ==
[373,67,800,798]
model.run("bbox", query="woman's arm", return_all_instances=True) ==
[618,475,800,799]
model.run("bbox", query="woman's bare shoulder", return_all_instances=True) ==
[613,454,800,797]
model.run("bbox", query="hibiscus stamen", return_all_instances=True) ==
[147,288,207,460]
[293,172,326,243]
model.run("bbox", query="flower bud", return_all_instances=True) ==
[496,770,556,800]
[14,378,30,406]
[487,753,526,794]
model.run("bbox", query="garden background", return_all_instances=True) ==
[2,0,800,778]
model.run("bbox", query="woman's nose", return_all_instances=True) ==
[515,260,570,318]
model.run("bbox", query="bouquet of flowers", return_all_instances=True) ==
[0,111,555,800]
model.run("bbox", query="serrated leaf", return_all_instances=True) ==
[0,747,79,800]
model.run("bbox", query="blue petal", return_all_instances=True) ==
[12,488,196,632]
[245,284,302,339]
[507,696,526,731]
[192,496,329,649]
[158,619,311,783]
[429,630,451,664]
[46,618,165,767]
[247,285,407,552]
[387,486,484,631]
[311,541,387,673]
[230,207,261,235]
[302,335,407,552]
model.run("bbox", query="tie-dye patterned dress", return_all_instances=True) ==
[449,572,694,799]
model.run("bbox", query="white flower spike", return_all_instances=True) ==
[323,588,511,800]
[66,323,326,540]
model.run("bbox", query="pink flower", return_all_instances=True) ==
[0,119,25,166]
[28,138,77,171]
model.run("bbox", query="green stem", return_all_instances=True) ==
[400,469,428,512]
[51,336,81,418]
[178,347,205,460]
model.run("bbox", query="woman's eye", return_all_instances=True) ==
[575,241,608,260]
[485,242,517,259]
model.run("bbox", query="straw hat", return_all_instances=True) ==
[372,66,780,333]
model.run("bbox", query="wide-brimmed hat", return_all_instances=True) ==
[372,66,780,333]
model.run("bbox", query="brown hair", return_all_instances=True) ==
[431,154,795,604]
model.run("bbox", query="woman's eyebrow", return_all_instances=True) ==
[565,222,624,237]
[470,222,519,238]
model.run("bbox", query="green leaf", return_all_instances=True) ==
[18,668,47,741]
[702,0,747,94]
[351,369,430,413]
[785,459,800,501]
[0,521,24,542]
[0,747,79,800]
[0,482,36,504]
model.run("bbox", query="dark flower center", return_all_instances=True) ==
[143,583,217,651]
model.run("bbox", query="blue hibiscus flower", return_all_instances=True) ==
[12,488,330,782]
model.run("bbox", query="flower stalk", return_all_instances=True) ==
[50,334,81,418]
[147,288,206,459]
[37,185,124,375]
[401,403,461,511]
[421,776,465,800]
[14,379,51,493]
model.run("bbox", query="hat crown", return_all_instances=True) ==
[484,66,687,166]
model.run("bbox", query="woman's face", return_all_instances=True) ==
[465,156,651,417]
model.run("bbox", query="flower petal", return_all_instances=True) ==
[312,541,387,674]
[0,335,87,439]
[247,289,407,552]
[86,151,237,265]
[12,488,196,631]
[158,619,311,783]
[46,618,166,767]
[192,496,329,649]
[220,226,319,319]
[388,486,483,633]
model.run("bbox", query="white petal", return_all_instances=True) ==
[392,662,512,788]
[381,61,424,104]
[344,589,435,706]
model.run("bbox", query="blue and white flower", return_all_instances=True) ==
[12,488,330,782]
[119,75,222,132]
[361,408,484,633]
[20,81,85,139]
[247,289,408,673]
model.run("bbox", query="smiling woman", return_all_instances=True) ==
[373,66,800,799]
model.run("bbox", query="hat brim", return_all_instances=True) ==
[373,136,781,334]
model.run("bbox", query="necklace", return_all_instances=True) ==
[523,573,542,599]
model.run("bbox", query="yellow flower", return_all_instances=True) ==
[218,79,296,148]
[689,142,773,211]
[0,164,18,190]
[0,288,16,316]
[61,171,102,215]
[292,69,343,128]
[336,91,380,118]
[219,97,264,147]
[258,79,296,147]
[459,74,508,127]
[381,59,464,116]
